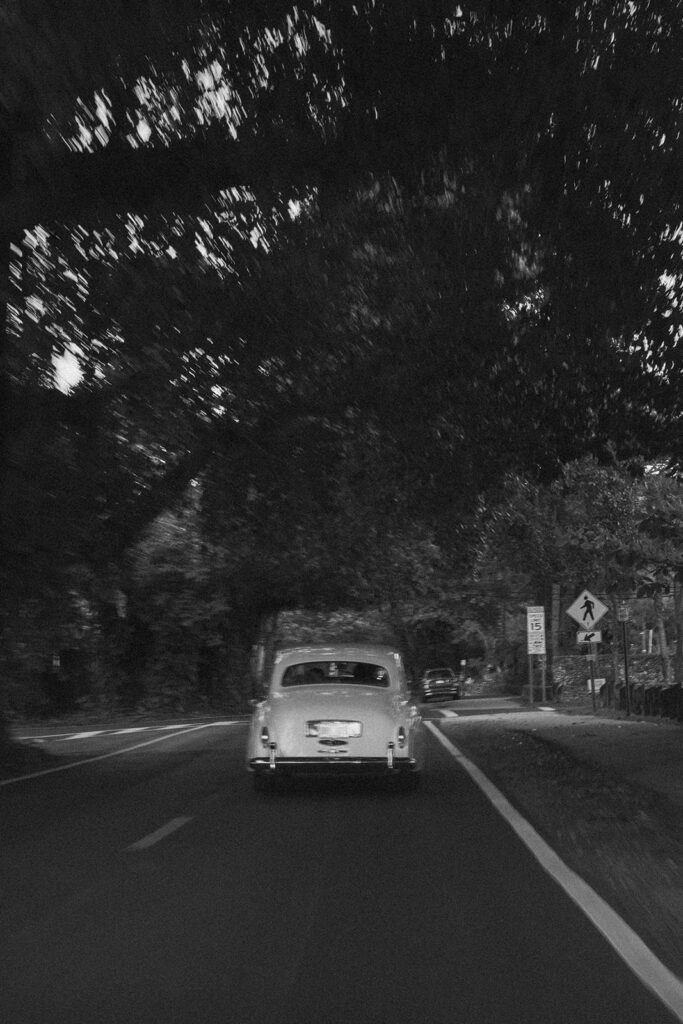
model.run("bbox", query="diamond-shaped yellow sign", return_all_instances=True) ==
[566,589,609,627]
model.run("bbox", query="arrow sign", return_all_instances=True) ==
[577,630,602,644]
[566,589,609,627]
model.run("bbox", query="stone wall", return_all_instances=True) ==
[551,653,665,705]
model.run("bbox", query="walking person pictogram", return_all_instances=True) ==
[567,589,608,629]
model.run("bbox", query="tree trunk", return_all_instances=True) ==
[1,220,14,750]
[550,582,560,657]
[0,611,11,758]
[549,581,560,695]
[673,576,683,686]
[252,611,279,698]
[610,594,621,706]
[653,590,672,685]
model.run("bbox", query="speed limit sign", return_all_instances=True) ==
[526,606,546,655]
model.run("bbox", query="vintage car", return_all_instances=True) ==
[420,667,461,702]
[247,643,424,790]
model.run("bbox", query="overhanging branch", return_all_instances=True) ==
[1,124,356,235]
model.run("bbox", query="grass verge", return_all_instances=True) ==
[453,722,683,981]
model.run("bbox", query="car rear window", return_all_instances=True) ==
[281,661,390,687]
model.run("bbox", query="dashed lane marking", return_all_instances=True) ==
[15,721,238,742]
[425,720,683,1023]
[439,709,459,718]
[126,816,194,851]
[437,708,558,723]
[55,730,107,741]
[155,723,204,731]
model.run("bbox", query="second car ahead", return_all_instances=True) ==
[420,667,461,702]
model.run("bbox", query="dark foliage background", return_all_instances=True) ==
[1,1,681,727]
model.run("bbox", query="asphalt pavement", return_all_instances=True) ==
[10,697,683,809]
[2,713,682,1024]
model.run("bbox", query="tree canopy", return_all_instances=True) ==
[2,1,682,719]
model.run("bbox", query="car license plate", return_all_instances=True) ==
[307,721,362,739]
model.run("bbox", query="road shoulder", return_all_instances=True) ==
[448,712,683,983]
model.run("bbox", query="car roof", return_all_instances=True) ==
[426,667,454,673]
[274,643,402,666]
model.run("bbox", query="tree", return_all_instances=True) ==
[3,1,683,732]
[4,4,682,377]
[637,473,683,684]
[472,458,683,685]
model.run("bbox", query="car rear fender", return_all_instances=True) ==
[262,688,412,758]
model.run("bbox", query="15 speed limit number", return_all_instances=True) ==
[526,606,546,655]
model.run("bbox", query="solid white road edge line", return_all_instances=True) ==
[425,720,683,1022]
[126,816,194,851]
[0,722,241,788]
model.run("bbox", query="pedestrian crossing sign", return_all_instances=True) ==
[566,589,609,627]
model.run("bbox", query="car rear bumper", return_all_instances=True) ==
[248,756,419,776]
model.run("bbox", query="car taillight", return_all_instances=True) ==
[260,726,270,747]
[397,727,407,749]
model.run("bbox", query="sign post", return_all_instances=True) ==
[586,644,597,712]
[618,603,631,716]
[567,589,608,715]
[526,606,546,704]
[540,653,547,704]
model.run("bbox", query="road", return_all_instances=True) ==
[1,703,680,1024]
